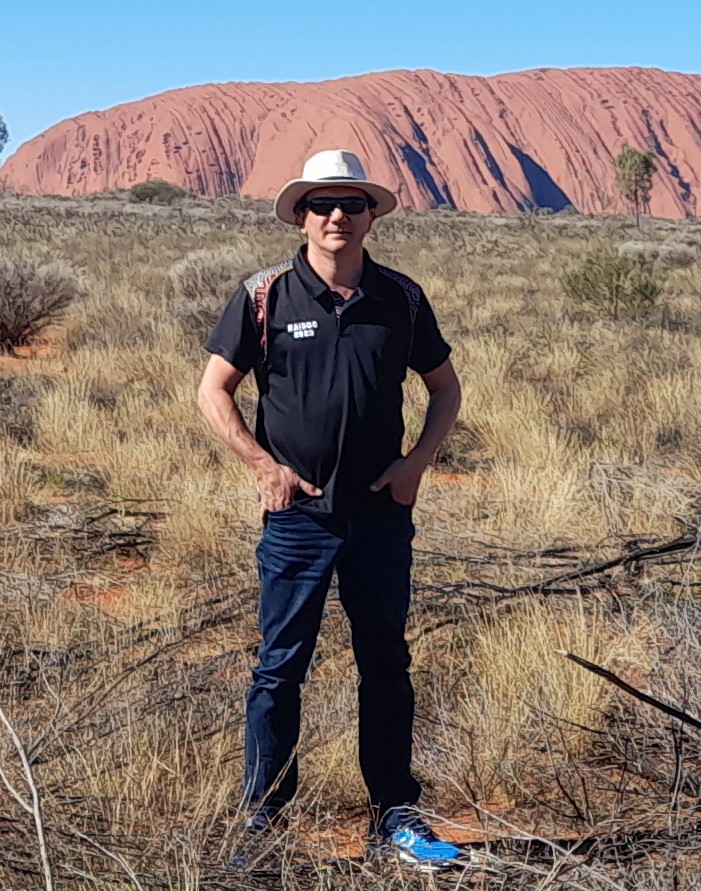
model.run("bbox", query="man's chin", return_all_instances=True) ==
[324,234,354,250]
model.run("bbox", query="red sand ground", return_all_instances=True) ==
[0,341,62,374]
[2,67,700,218]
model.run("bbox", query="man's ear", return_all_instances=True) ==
[294,211,307,235]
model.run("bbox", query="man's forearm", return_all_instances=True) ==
[408,384,461,468]
[198,387,276,475]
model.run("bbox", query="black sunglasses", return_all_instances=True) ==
[298,195,375,216]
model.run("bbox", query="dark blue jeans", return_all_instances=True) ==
[244,503,421,819]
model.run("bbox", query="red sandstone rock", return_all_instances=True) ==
[2,68,700,218]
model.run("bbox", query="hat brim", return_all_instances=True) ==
[274,178,397,224]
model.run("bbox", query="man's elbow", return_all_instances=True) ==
[197,383,211,418]
[441,366,462,412]
[452,376,462,413]
[447,378,461,424]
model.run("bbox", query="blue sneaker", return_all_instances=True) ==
[368,807,467,872]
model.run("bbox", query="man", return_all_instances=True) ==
[198,149,463,871]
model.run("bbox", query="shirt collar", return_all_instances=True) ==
[293,246,383,301]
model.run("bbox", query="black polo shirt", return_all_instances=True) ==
[205,246,451,517]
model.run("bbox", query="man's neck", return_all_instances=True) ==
[306,243,365,294]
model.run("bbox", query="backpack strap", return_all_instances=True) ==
[243,259,294,360]
[376,266,421,355]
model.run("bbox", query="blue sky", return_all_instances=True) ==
[2,0,700,159]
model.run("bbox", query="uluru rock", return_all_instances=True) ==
[2,67,700,218]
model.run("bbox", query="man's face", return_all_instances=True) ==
[296,186,375,255]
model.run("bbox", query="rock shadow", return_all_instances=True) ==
[508,144,573,211]
[401,143,455,208]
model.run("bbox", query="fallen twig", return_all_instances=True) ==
[0,703,54,890]
[412,532,700,603]
[558,650,701,731]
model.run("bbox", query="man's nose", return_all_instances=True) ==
[329,205,346,221]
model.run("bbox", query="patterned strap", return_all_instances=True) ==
[376,266,421,359]
[376,265,422,325]
[243,259,294,357]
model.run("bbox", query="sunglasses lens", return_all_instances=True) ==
[308,199,337,216]
[339,198,368,214]
[307,197,368,215]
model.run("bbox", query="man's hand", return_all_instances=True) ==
[369,455,426,507]
[257,463,322,521]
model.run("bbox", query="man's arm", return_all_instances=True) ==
[370,358,461,506]
[197,354,321,519]
[407,358,462,467]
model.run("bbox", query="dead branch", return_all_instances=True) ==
[558,650,701,731]
[0,702,54,891]
[58,825,144,891]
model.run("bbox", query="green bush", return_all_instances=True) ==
[169,246,258,345]
[561,246,664,320]
[0,256,85,352]
[128,179,188,205]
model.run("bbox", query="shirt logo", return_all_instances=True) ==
[287,320,318,340]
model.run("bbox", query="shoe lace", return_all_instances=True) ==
[388,809,439,842]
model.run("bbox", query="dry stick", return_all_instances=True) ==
[557,651,701,731]
[413,534,698,605]
[20,680,143,888]
[503,534,698,597]
[27,668,64,763]
[0,703,54,891]
[0,760,33,815]
[61,826,144,891]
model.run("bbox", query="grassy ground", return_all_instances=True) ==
[0,192,700,889]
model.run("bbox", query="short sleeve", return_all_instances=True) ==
[408,290,452,374]
[204,285,261,374]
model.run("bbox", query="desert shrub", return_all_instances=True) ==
[169,245,258,345]
[656,425,684,451]
[0,256,85,351]
[561,246,664,320]
[0,375,44,445]
[619,240,698,269]
[129,179,188,205]
[434,419,485,471]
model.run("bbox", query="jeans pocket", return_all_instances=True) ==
[264,505,297,526]
[267,505,295,516]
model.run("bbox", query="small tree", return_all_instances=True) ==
[561,246,663,321]
[614,146,657,227]
[0,115,8,158]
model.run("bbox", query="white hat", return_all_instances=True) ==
[274,149,397,224]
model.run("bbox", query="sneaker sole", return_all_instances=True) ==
[397,850,457,873]
[369,843,501,875]
[368,844,468,874]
